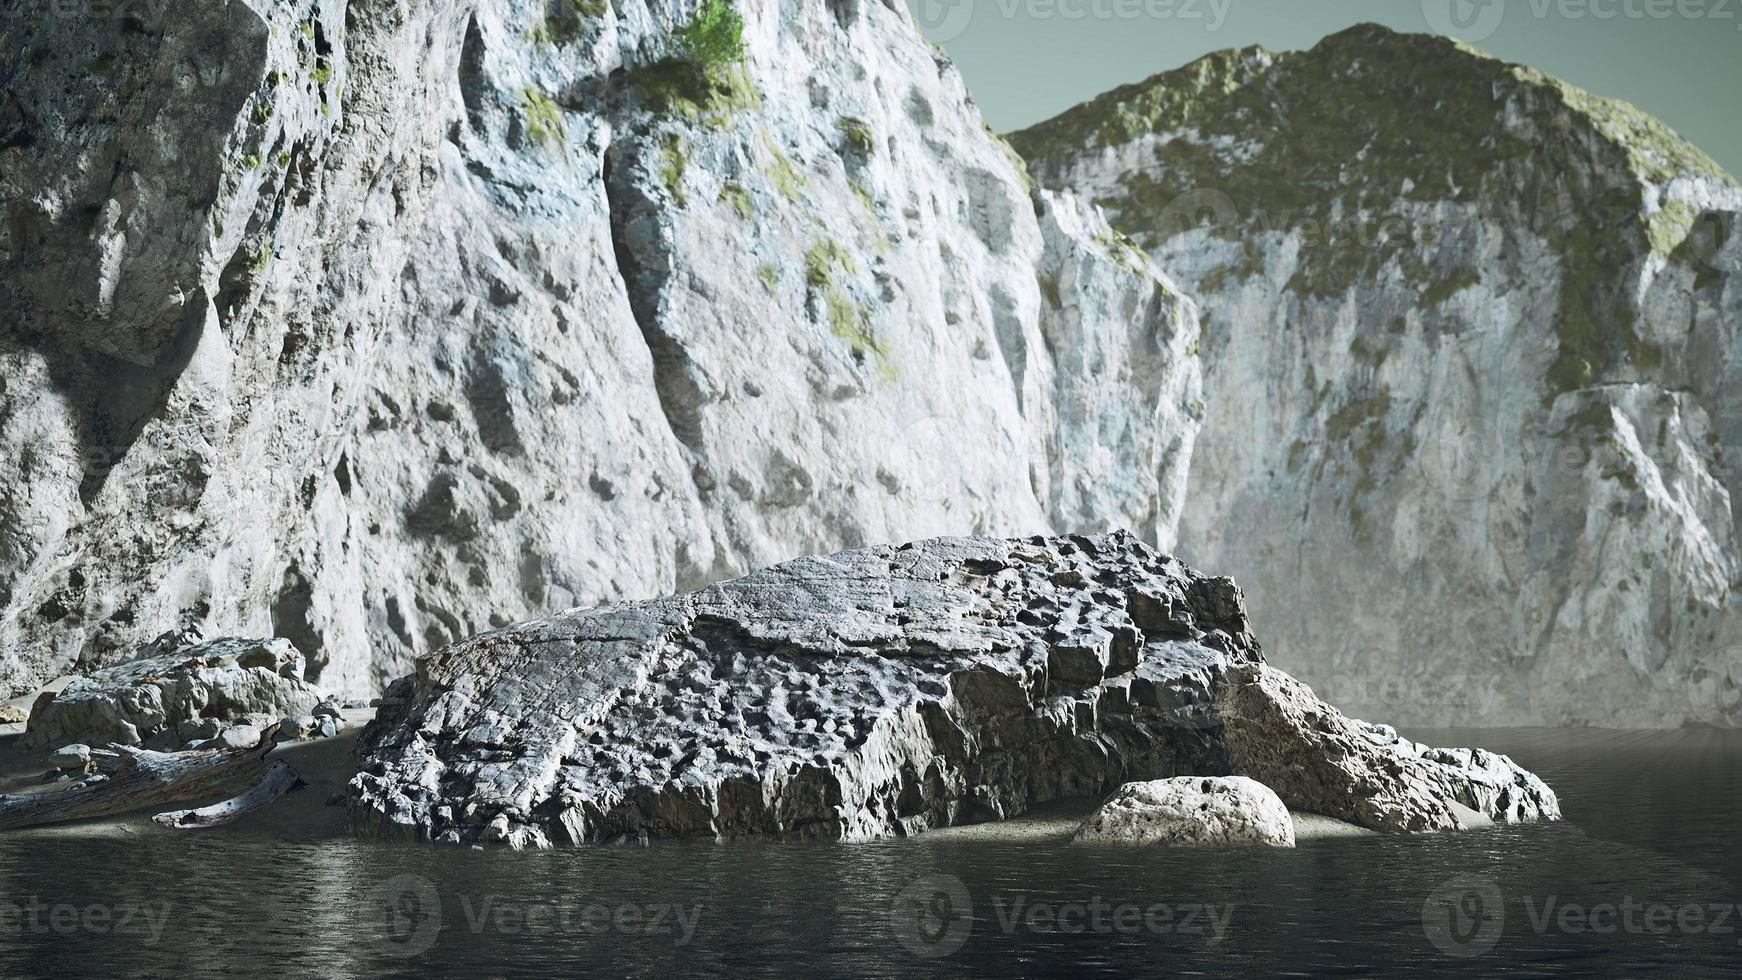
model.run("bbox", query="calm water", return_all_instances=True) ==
[1,728,1738,978]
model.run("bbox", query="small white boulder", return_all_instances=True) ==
[217,725,265,750]
[1073,776,1296,847]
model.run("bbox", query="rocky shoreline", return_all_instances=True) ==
[1,534,1558,847]
[347,533,1558,848]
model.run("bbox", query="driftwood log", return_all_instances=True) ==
[0,726,297,831]
[153,761,301,829]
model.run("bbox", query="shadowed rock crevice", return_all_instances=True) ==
[27,300,211,507]
[602,141,708,456]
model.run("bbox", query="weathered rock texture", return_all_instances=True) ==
[1218,664,1558,833]
[23,632,323,751]
[1013,24,1742,726]
[1072,776,1295,847]
[0,0,1201,699]
[349,533,1557,847]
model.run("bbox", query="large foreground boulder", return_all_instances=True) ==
[24,631,324,751]
[1072,776,1295,847]
[350,533,1559,847]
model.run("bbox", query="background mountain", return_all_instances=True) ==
[0,0,1202,697]
[1012,23,1742,726]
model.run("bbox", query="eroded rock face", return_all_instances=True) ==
[1072,776,1295,847]
[348,533,1557,847]
[24,631,324,751]
[1012,24,1742,727]
[1217,664,1559,833]
[0,1,1201,699]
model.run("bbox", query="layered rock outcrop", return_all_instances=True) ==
[23,632,325,751]
[349,533,1557,847]
[1013,24,1742,726]
[0,0,1200,699]
[1218,664,1558,832]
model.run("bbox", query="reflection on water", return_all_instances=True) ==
[0,729,1738,978]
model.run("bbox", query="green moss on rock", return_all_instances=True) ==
[804,237,893,377]
[836,117,874,157]
[659,135,690,205]
[521,87,567,150]
[719,182,753,219]
[629,1,755,125]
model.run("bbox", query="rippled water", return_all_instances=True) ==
[0,728,1738,978]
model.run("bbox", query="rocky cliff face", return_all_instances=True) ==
[0,0,1201,698]
[350,532,1558,846]
[1013,24,1742,726]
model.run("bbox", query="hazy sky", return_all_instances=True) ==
[906,0,1742,175]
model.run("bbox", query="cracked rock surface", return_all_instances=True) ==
[1218,663,1560,833]
[350,533,1559,847]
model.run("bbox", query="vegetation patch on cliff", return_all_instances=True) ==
[630,0,758,125]
[805,238,893,377]
[1012,23,1737,401]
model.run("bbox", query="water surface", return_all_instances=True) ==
[0,728,1737,978]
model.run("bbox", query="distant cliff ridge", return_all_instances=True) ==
[1014,23,1742,726]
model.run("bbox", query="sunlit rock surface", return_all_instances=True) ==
[24,631,323,751]
[0,0,1200,698]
